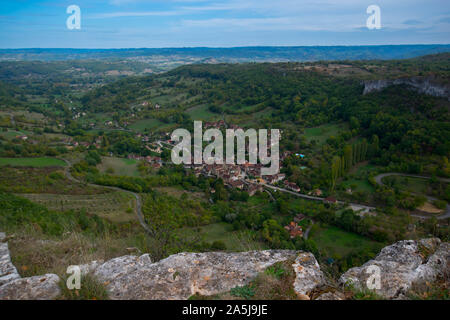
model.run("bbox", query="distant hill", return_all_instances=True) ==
[1,45,449,62]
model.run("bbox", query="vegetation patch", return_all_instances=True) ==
[97,157,140,177]
[0,157,66,167]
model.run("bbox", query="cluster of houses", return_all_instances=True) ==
[185,160,301,197]
[284,214,307,239]
[72,112,86,120]
[127,154,163,169]
[141,101,161,109]
[59,136,103,150]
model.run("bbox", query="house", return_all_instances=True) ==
[228,180,245,190]
[293,214,305,223]
[16,135,28,141]
[284,222,303,239]
[324,196,337,204]
[265,173,285,184]
[310,189,323,197]
[285,181,301,192]
[151,162,162,169]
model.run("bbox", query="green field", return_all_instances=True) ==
[0,157,66,167]
[0,129,33,140]
[381,175,436,195]
[182,223,268,252]
[186,104,217,121]
[129,118,164,132]
[341,179,375,193]
[303,123,349,145]
[310,225,384,258]
[98,157,140,177]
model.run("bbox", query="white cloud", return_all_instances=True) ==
[92,11,182,18]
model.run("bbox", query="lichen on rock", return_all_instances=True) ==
[339,238,449,299]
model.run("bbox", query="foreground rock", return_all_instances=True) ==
[0,232,61,300]
[292,252,326,299]
[315,291,345,300]
[0,274,61,300]
[340,238,449,299]
[93,250,298,300]
[0,232,21,286]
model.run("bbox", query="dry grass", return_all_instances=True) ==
[154,187,206,201]
[18,191,137,223]
[8,229,143,278]
[417,202,444,214]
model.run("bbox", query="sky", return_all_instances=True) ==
[0,0,449,48]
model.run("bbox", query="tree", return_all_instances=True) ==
[361,138,368,161]
[330,156,341,191]
[344,145,353,171]
[370,134,380,158]
[350,116,360,130]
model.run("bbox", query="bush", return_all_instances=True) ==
[230,285,255,300]
[59,274,109,300]
[210,240,227,251]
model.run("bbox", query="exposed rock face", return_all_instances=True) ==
[362,78,449,99]
[0,232,21,286]
[93,250,298,300]
[0,274,61,300]
[0,232,61,300]
[1,230,448,300]
[292,252,326,299]
[315,291,345,300]
[340,238,449,299]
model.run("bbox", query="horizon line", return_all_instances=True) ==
[1,44,450,50]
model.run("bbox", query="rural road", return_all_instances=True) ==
[374,173,450,220]
[60,159,153,235]
[262,184,375,213]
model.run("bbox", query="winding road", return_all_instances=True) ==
[374,173,450,220]
[263,173,450,221]
[60,159,153,235]
[262,184,375,213]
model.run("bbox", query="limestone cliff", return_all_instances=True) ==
[362,77,449,99]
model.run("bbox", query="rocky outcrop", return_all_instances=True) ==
[315,291,345,300]
[0,274,61,300]
[362,78,449,99]
[0,232,20,286]
[93,250,298,300]
[1,231,448,300]
[292,252,326,299]
[0,232,61,300]
[339,238,449,299]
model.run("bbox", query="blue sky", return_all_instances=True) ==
[0,0,449,48]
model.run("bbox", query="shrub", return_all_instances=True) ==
[230,285,255,300]
[59,274,109,300]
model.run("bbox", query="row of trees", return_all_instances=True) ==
[330,138,373,190]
